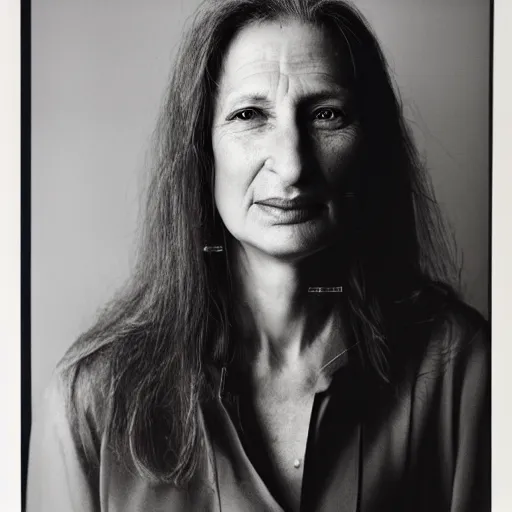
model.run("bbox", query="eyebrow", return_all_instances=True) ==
[300,89,352,104]
[222,86,352,109]
[224,93,271,105]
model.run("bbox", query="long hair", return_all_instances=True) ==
[59,0,459,487]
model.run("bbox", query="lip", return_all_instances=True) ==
[254,197,325,224]
[255,196,322,210]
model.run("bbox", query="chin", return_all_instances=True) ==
[247,227,334,262]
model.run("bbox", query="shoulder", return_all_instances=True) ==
[391,286,489,380]
[409,296,489,389]
[27,350,112,510]
[40,346,113,462]
[431,298,488,364]
[59,345,111,416]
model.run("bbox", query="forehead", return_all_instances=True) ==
[216,19,353,94]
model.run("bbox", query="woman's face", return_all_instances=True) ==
[212,19,362,261]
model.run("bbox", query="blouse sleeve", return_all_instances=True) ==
[26,373,100,512]
[450,327,491,512]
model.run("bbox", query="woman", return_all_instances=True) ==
[27,0,490,511]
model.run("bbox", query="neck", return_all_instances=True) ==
[231,241,348,374]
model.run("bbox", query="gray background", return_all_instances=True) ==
[32,0,490,413]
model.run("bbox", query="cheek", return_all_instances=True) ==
[213,161,237,216]
[212,134,257,215]
[316,129,362,185]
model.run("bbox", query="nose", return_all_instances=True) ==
[268,119,307,186]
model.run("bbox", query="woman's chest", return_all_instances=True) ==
[103,383,454,512]
[245,392,316,511]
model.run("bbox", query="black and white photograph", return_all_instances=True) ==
[24,0,492,510]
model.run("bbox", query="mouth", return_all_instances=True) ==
[255,196,323,209]
[254,197,326,224]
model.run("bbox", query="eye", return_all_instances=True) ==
[312,107,352,130]
[230,108,262,121]
[314,108,343,121]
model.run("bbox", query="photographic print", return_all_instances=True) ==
[26,1,491,510]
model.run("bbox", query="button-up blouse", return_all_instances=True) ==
[27,304,490,511]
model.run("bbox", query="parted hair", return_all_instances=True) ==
[59,0,460,487]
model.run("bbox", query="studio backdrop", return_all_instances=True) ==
[31,0,490,414]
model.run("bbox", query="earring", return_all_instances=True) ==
[308,286,343,293]
[203,245,224,253]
